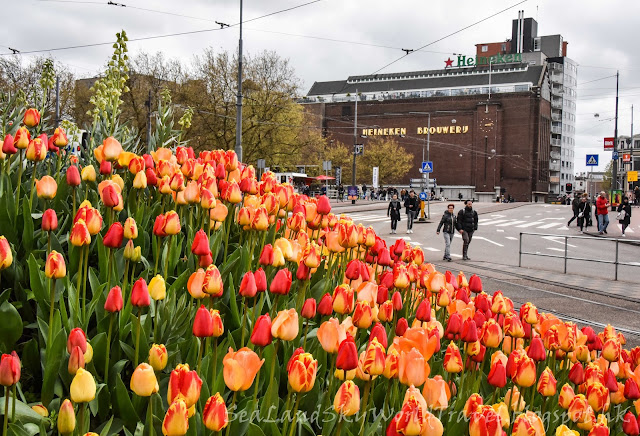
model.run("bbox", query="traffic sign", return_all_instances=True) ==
[604,137,614,150]
[354,144,364,155]
[586,154,599,166]
[421,161,434,173]
[628,171,638,182]
[612,151,619,160]
[418,192,428,201]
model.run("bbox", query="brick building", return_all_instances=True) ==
[303,63,552,202]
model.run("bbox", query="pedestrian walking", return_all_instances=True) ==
[436,204,457,261]
[400,188,407,201]
[567,195,581,227]
[617,196,632,236]
[361,184,367,200]
[576,195,591,232]
[337,184,344,202]
[596,191,610,234]
[456,200,478,260]
[634,186,640,205]
[404,190,420,233]
[387,194,402,234]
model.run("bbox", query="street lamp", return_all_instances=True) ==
[352,91,359,204]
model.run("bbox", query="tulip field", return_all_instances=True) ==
[2,58,640,436]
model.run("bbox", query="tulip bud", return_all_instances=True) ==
[23,108,41,127]
[130,363,159,396]
[416,300,431,322]
[45,250,66,279]
[68,345,85,375]
[336,336,358,371]
[2,134,17,155]
[103,222,124,249]
[203,393,228,431]
[42,209,59,232]
[70,367,96,403]
[123,217,138,240]
[395,318,409,336]
[622,411,640,436]
[148,275,166,301]
[318,293,333,316]
[81,165,96,182]
[148,344,168,371]
[488,360,507,388]
[162,399,189,436]
[239,271,257,298]
[369,322,388,349]
[0,352,21,386]
[57,399,76,435]
[251,314,273,347]
[223,347,264,392]
[101,286,123,313]
[271,309,299,341]
[193,305,214,338]
[131,278,151,307]
[67,328,87,354]
[66,165,81,187]
[301,298,317,319]
[70,220,91,247]
[270,268,292,295]
[334,380,360,416]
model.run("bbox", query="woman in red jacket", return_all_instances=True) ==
[595,191,610,234]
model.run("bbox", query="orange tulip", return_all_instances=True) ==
[469,406,503,436]
[287,351,318,393]
[352,301,373,329]
[362,338,386,376]
[520,302,539,324]
[383,348,399,379]
[70,220,91,246]
[602,338,621,362]
[102,137,123,161]
[162,399,189,436]
[512,411,544,436]
[334,380,360,416]
[332,284,354,315]
[423,376,449,410]
[513,356,537,388]
[222,347,264,391]
[187,269,206,299]
[0,237,12,270]
[395,395,427,435]
[585,382,610,413]
[480,318,503,348]
[317,318,347,354]
[398,348,430,387]
[203,393,228,431]
[537,367,557,397]
[378,300,394,322]
[45,250,66,279]
[36,175,57,199]
[149,344,168,371]
[167,364,202,408]
[26,137,47,161]
[568,393,590,422]
[210,202,228,223]
[443,342,463,373]
[463,393,484,417]
[130,363,159,397]
[203,265,223,297]
[271,308,299,341]
[23,108,41,127]
[559,383,576,409]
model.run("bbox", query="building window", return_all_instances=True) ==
[481,45,489,52]
[501,43,506,52]
[534,38,541,51]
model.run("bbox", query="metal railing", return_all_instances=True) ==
[518,232,640,280]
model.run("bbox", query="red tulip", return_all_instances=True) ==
[527,337,547,362]
[153,214,167,237]
[145,167,157,186]
[259,244,274,266]
[254,268,267,293]
[317,195,331,215]
[66,165,81,187]
[488,360,507,388]
[468,274,482,293]
[625,378,640,400]
[392,291,403,311]
[131,278,151,307]
[270,268,292,295]
[250,314,272,347]
[376,285,389,305]
[301,299,316,319]
[395,318,409,336]
[568,362,585,385]
[0,352,21,386]
[103,222,124,248]
[318,293,333,316]
[99,160,112,175]
[336,335,358,371]
[622,412,640,436]
[461,319,478,343]
[415,300,431,322]
[2,134,17,155]
[193,305,214,338]
[369,322,388,349]
[42,209,58,232]
[68,346,85,375]
[167,364,202,408]
[104,286,123,312]
[191,230,211,256]
[296,262,310,281]
[67,328,87,354]
[239,272,257,298]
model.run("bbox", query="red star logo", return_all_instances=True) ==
[445,57,454,68]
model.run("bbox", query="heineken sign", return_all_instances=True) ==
[445,53,523,68]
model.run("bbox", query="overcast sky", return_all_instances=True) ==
[3,0,639,173]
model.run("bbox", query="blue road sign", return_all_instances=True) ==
[421,161,434,173]
[418,192,428,201]
[586,154,599,166]
[612,151,619,160]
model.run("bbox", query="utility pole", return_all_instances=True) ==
[351,90,358,204]
[426,114,431,219]
[234,0,244,162]
[611,70,619,202]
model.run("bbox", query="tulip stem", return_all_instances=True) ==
[122,259,130,300]
[211,339,218,389]
[134,307,142,368]
[47,231,51,256]
[81,242,90,326]
[47,278,56,347]
[104,312,114,383]
[75,246,85,326]
[196,337,203,375]
[164,235,172,280]
[153,236,160,276]
[302,321,310,350]
[29,161,37,211]
[72,187,77,219]
[78,402,86,436]
[147,395,154,436]
[358,379,373,436]
[335,415,344,436]
[225,392,238,436]
[240,298,249,347]
[15,150,24,219]
[2,386,8,435]
[251,348,264,408]
[287,394,301,436]
[10,385,15,423]
[106,248,113,294]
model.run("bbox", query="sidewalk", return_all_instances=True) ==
[446,259,640,301]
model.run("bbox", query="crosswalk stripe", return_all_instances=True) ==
[617,224,634,233]
[516,221,544,228]
[478,219,511,225]
[505,236,518,240]
[424,247,440,252]
[537,222,563,229]
[495,220,526,227]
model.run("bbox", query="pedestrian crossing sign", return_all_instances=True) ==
[421,161,433,173]
[586,154,599,166]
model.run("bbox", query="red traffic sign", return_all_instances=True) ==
[604,137,615,150]
[623,153,632,162]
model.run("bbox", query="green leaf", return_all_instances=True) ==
[0,397,44,425]
[227,274,241,330]
[7,423,36,436]
[27,254,48,311]
[41,327,66,408]
[0,301,23,350]
[99,416,114,436]
[114,373,139,427]
[22,197,34,253]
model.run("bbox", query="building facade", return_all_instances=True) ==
[304,64,551,202]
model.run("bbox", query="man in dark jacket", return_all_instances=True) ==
[404,190,420,233]
[567,196,581,227]
[436,204,457,261]
[456,200,478,260]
